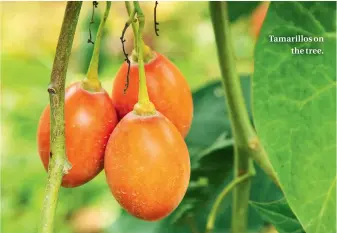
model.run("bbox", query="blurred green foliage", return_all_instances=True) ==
[74,10,110,75]
[0,2,279,233]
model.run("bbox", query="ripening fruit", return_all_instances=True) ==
[251,2,270,38]
[104,111,190,221]
[37,82,118,188]
[111,52,193,138]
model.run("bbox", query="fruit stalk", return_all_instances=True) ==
[83,1,111,92]
[132,1,155,115]
[125,1,138,48]
[39,2,82,233]
[209,2,279,233]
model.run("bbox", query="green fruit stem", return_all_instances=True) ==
[39,2,82,233]
[209,2,280,233]
[83,1,111,92]
[125,2,154,65]
[132,1,156,116]
[125,1,138,48]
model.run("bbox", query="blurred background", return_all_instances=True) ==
[1,1,274,233]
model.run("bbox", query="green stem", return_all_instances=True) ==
[39,2,82,233]
[132,1,155,115]
[206,171,255,233]
[209,2,279,233]
[210,3,253,230]
[83,1,111,92]
[126,2,153,64]
[125,1,138,48]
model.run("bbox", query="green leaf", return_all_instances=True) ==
[252,2,336,233]
[192,132,233,170]
[250,199,304,233]
[185,77,252,149]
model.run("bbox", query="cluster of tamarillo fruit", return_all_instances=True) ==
[37,2,193,221]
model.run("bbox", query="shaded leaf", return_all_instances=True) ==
[185,77,251,149]
[250,199,304,233]
[196,164,283,233]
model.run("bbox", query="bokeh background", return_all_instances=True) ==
[0,2,275,233]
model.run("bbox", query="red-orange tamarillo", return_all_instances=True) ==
[105,2,190,221]
[111,51,193,138]
[37,83,118,188]
[104,111,190,220]
[37,2,118,188]
[112,2,193,138]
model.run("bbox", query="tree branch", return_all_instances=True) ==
[39,2,82,233]
[209,2,279,233]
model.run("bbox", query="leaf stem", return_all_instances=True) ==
[132,1,156,115]
[39,2,82,233]
[209,2,279,233]
[83,1,111,92]
[205,171,255,233]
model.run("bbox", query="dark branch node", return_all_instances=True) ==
[47,86,56,94]
[154,1,160,36]
[50,152,53,158]
[120,22,131,94]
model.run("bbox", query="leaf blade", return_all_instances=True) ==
[250,199,304,233]
[252,2,336,233]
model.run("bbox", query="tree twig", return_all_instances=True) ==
[154,1,159,36]
[39,2,82,233]
[120,3,136,93]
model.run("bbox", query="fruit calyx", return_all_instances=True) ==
[81,77,102,93]
[133,101,156,116]
[131,43,155,64]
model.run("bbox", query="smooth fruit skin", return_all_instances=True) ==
[37,82,118,188]
[104,111,191,221]
[111,52,193,138]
